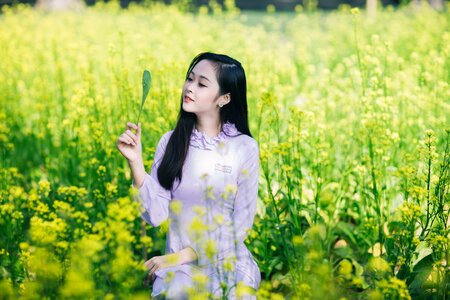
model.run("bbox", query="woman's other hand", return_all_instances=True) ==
[143,247,198,285]
[143,253,183,285]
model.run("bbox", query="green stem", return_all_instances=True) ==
[368,135,383,251]
[353,14,365,97]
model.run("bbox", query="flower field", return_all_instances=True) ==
[0,2,449,299]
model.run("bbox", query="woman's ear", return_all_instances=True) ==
[221,93,231,106]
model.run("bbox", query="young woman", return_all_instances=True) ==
[117,52,260,299]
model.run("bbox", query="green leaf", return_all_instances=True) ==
[336,222,357,245]
[350,258,364,276]
[142,70,151,104]
[136,69,152,126]
[411,241,432,269]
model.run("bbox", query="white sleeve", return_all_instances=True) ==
[230,139,259,244]
[132,131,172,227]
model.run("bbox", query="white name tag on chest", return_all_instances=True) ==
[214,163,232,174]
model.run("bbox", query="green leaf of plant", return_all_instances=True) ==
[336,222,357,245]
[136,69,151,126]
[411,241,433,269]
[141,70,151,104]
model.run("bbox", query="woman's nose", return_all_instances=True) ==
[185,83,193,93]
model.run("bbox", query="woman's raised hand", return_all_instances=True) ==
[116,122,142,163]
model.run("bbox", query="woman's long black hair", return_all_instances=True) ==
[157,52,252,190]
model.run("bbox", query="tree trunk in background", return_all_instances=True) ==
[413,0,444,10]
[367,0,377,18]
[427,0,444,9]
[36,0,84,11]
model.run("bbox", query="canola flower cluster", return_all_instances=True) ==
[1,1,449,299]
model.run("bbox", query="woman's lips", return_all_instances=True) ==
[184,95,194,102]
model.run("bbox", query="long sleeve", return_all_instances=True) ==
[230,139,260,244]
[132,131,173,227]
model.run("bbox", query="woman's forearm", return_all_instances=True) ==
[178,246,198,265]
[129,158,146,189]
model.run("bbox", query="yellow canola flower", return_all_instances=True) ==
[367,290,384,300]
[165,252,181,265]
[53,200,74,216]
[140,235,152,247]
[105,182,118,197]
[204,239,217,260]
[351,277,364,288]
[28,247,63,281]
[298,283,312,297]
[236,281,256,297]
[170,199,182,215]
[19,242,29,251]
[222,184,237,200]
[38,179,51,197]
[35,202,50,215]
[160,219,169,234]
[60,265,96,298]
[0,280,13,299]
[189,216,207,235]
[270,294,285,300]
[292,235,303,245]
[56,241,69,251]
[338,259,353,278]
[193,205,206,217]
[192,271,208,287]
[223,256,235,272]
[9,186,25,199]
[205,185,216,201]
[57,186,88,201]
[213,213,224,225]
[367,257,391,274]
[0,203,14,215]
[97,165,107,177]
[281,165,293,173]
[240,168,249,178]
[29,216,67,245]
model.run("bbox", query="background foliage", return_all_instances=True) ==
[0,1,449,299]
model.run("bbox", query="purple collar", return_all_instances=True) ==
[190,121,241,150]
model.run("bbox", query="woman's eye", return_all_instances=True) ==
[187,77,193,81]
[199,83,206,87]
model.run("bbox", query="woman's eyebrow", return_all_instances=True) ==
[190,71,211,82]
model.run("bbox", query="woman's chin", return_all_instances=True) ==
[182,106,193,113]
[182,103,195,112]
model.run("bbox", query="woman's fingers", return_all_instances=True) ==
[144,258,153,269]
[125,122,140,142]
[120,134,134,145]
[143,270,156,287]
[118,136,129,145]
[124,130,138,144]
[126,122,138,131]
[144,258,156,272]
[144,258,161,276]
[118,134,135,146]
[148,262,160,275]
[136,122,141,139]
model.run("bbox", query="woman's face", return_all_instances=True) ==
[182,59,228,115]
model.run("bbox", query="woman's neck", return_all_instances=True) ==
[195,117,222,139]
